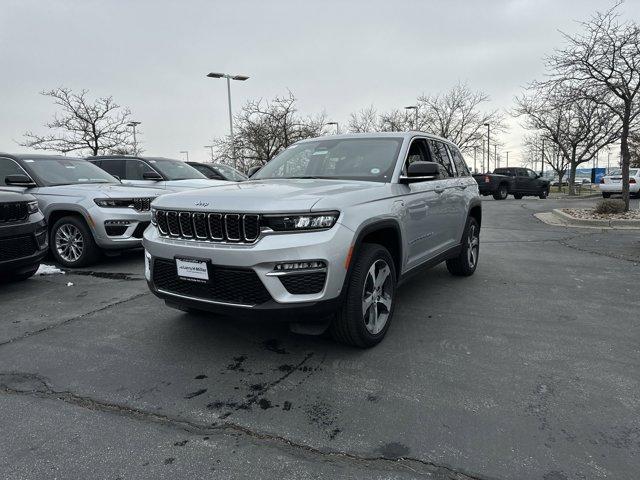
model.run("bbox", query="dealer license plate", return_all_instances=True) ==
[176,258,209,282]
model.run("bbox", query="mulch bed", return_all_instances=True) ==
[562,208,640,220]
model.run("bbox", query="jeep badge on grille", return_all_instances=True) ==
[195,201,209,207]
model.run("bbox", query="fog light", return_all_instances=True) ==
[105,220,133,226]
[144,251,151,280]
[274,260,326,271]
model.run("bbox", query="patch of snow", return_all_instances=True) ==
[66,282,74,287]
[35,264,65,276]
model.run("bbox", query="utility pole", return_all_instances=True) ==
[204,145,214,162]
[484,123,490,173]
[541,137,545,175]
[473,145,478,173]
[505,151,510,167]
[127,121,141,155]
[494,145,497,170]
[607,149,611,172]
[180,150,189,161]
[206,72,250,169]
[405,106,418,130]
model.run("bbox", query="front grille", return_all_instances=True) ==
[156,210,260,243]
[0,202,28,223]
[152,258,272,306]
[0,235,37,261]
[279,272,327,294]
[133,198,153,211]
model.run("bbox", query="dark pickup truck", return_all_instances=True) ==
[473,167,550,200]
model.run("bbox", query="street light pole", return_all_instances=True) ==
[180,150,189,161]
[541,137,545,175]
[405,106,418,130]
[473,145,478,173]
[127,121,141,155]
[506,151,510,167]
[494,144,497,169]
[206,72,249,169]
[204,145,214,162]
[484,123,490,173]
[326,122,339,134]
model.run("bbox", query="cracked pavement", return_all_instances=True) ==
[0,197,638,479]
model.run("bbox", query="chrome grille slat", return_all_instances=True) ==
[156,210,260,243]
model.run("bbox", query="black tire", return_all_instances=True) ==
[1,263,40,282]
[602,192,611,198]
[50,216,100,268]
[513,193,523,200]
[330,244,397,348]
[446,217,480,277]
[492,184,508,200]
[539,187,549,199]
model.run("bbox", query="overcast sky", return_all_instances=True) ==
[1,0,638,165]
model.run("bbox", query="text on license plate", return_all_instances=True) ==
[176,258,209,281]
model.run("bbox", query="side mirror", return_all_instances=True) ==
[247,165,261,178]
[5,174,36,187]
[399,161,440,184]
[143,171,163,181]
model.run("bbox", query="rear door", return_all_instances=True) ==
[515,168,532,192]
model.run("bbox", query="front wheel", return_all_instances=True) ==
[330,244,396,348]
[539,187,549,199]
[446,217,480,277]
[50,216,100,268]
[492,184,508,200]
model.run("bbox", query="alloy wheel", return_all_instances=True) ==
[467,224,479,268]
[362,259,393,335]
[55,224,84,263]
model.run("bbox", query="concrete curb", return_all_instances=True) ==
[552,209,640,229]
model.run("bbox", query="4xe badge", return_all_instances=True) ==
[195,201,209,207]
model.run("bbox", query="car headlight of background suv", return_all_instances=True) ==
[27,200,39,214]
[262,212,339,231]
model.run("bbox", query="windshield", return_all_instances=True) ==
[147,159,206,180]
[252,138,403,182]
[214,163,247,181]
[24,158,118,186]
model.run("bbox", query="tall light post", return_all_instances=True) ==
[494,145,497,169]
[484,123,490,173]
[127,121,141,155]
[180,150,189,161]
[326,122,340,134]
[505,151,510,167]
[204,145,214,162]
[206,72,249,169]
[607,148,611,172]
[405,106,418,130]
[541,137,545,175]
[473,145,478,173]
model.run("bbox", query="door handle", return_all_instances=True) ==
[434,187,445,194]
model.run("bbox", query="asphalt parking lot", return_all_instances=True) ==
[1,197,638,480]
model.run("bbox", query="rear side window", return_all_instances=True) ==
[427,140,454,178]
[98,159,125,178]
[448,145,470,177]
[0,158,27,185]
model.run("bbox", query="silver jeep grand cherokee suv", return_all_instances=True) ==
[144,133,481,347]
[0,154,165,268]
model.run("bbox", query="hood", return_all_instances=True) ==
[162,179,229,190]
[152,178,383,213]
[38,183,166,199]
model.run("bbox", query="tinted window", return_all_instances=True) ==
[494,168,515,176]
[99,159,126,178]
[427,140,454,178]
[527,169,538,178]
[125,159,156,180]
[0,158,28,185]
[191,164,220,179]
[516,169,528,177]
[24,158,118,185]
[403,138,430,173]
[147,159,206,180]
[448,145,470,177]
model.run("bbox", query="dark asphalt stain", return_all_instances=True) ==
[207,400,250,412]
[203,436,210,440]
[329,428,342,440]
[304,400,341,440]
[173,440,188,446]
[377,442,411,460]
[250,383,265,392]
[227,355,247,371]
[194,374,207,380]
[263,339,288,354]
[543,471,568,480]
[163,457,175,465]
[283,401,292,411]
[258,398,272,410]
[277,364,293,372]
[366,394,379,402]
[67,270,140,281]
[184,388,207,399]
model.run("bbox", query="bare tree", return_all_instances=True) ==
[545,3,640,209]
[522,133,571,187]
[630,131,640,167]
[347,106,380,133]
[212,91,326,171]
[514,82,620,194]
[21,87,135,156]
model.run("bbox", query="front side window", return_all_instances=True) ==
[448,146,470,177]
[23,158,118,186]
[427,140,454,178]
[252,138,403,183]
[402,138,430,174]
[0,158,28,185]
[125,159,157,180]
[146,159,206,180]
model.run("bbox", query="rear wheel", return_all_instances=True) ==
[50,216,100,268]
[446,217,480,277]
[602,192,611,198]
[492,184,508,200]
[330,244,396,348]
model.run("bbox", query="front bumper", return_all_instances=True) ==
[143,222,354,317]
[599,183,640,193]
[87,205,152,250]
[0,217,48,272]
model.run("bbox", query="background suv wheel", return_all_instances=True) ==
[50,216,100,268]
[330,244,397,348]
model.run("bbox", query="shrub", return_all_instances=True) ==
[594,199,625,214]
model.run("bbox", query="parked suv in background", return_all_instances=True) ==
[186,162,248,181]
[0,190,47,280]
[89,156,229,191]
[0,154,165,267]
[144,133,481,347]
[473,167,550,200]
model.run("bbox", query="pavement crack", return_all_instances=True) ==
[0,292,150,348]
[0,371,488,479]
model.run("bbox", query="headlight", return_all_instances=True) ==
[94,198,135,208]
[151,207,157,225]
[263,212,339,231]
[27,200,39,214]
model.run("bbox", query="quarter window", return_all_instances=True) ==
[448,146,470,177]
